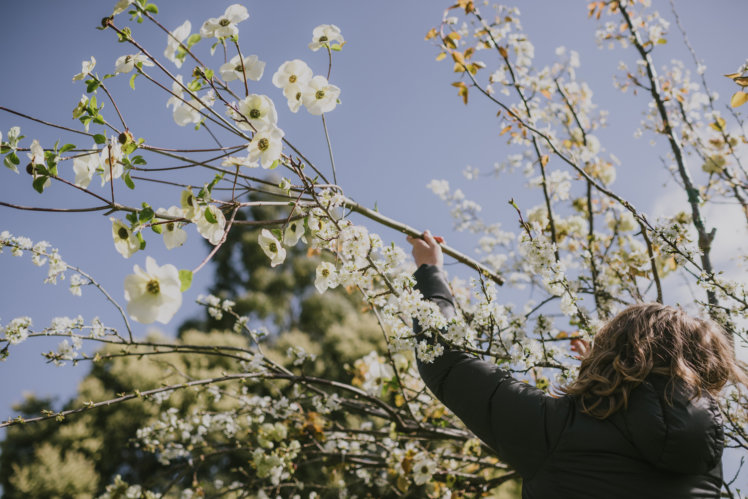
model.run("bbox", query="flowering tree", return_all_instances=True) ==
[1,0,747,497]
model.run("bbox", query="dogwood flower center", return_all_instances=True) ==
[315,90,325,100]
[146,279,160,295]
[118,227,129,240]
[249,109,261,119]
[257,138,269,151]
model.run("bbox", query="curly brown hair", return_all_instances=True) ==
[561,303,747,420]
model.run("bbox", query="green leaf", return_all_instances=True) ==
[0,145,10,154]
[122,142,137,155]
[93,114,105,125]
[178,269,193,292]
[269,159,280,170]
[32,176,48,193]
[205,173,224,194]
[8,151,20,165]
[86,79,100,93]
[131,155,146,165]
[139,204,155,222]
[59,144,76,154]
[187,79,202,92]
[151,222,163,234]
[117,27,132,42]
[94,134,107,144]
[204,206,217,224]
[123,171,135,189]
[137,231,146,250]
[144,3,158,13]
[4,154,19,173]
[126,212,138,224]
[129,73,138,90]
[186,33,201,48]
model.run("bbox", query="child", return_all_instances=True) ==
[407,231,746,499]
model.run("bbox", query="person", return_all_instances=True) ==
[406,230,747,499]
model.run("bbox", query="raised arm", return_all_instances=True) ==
[407,232,568,478]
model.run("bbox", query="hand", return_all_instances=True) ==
[570,338,590,360]
[406,230,444,268]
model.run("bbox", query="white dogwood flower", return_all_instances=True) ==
[315,262,338,293]
[173,90,214,127]
[156,206,187,249]
[195,205,226,245]
[247,126,284,168]
[111,218,139,258]
[283,219,305,246]
[100,138,123,185]
[200,4,249,39]
[412,454,437,485]
[272,59,313,90]
[233,94,277,131]
[164,20,191,68]
[220,54,265,82]
[180,189,198,219]
[282,83,305,113]
[72,56,96,81]
[309,24,344,52]
[27,139,50,189]
[302,76,340,115]
[27,139,44,166]
[124,256,182,324]
[112,0,133,15]
[72,147,101,188]
[114,53,154,74]
[166,75,184,111]
[258,229,286,267]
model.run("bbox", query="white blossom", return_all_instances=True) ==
[283,219,305,246]
[302,76,340,115]
[258,229,286,267]
[220,54,265,82]
[72,147,101,188]
[309,24,344,52]
[164,21,191,68]
[232,94,277,131]
[123,256,182,324]
[247,126,284,168]
[272,59,313,90]
[200,4,249,39]
[72,56,96,81]
[112,0,133,15]
[195,205,226,245]
[114,53,154,74]
[2,317,32,345]
[315,262,338,293]
[156,206,188,249]
[111,218,139,258]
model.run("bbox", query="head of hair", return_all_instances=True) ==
[561,302,747,420]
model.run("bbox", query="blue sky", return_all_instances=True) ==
[1,0,747,485]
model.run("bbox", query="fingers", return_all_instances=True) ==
[423,230,437,247]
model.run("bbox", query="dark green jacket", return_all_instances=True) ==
[414,264,723,499]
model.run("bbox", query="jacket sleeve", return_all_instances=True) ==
[413,264,565,479]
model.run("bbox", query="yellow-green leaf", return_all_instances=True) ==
[730,91,748,108]
[709,117,727,132]
[425,28,438,41]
